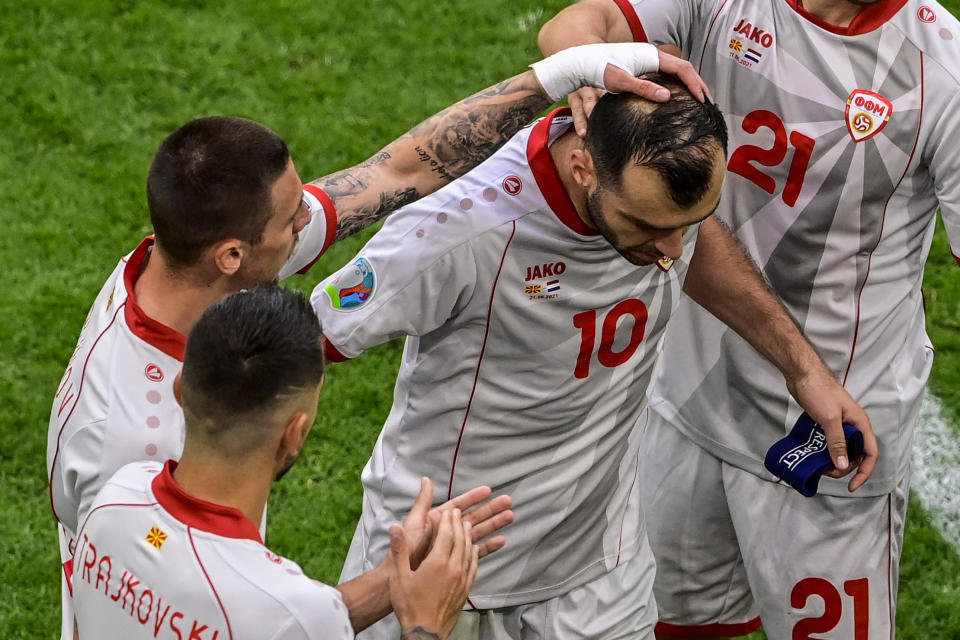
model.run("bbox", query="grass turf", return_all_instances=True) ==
[1,0,958,638]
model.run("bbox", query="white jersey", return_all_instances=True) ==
[73,461,353,640]
[47,187,335,636]
[314,109,699,608]
[615,0,960,495]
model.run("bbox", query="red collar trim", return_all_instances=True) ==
[784,0,908,35]
[123,238,187,361]
[526,108,599,237]
[152,460,263,543]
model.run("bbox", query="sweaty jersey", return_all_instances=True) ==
[47,186,335,637]
[615,0,960,495]
[73,461,353,640]
[314,109,699,608]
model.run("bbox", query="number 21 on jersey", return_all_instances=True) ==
[728,110,815,207]
[572,298,648,379]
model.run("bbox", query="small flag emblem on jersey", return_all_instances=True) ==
[728,38,743,52]
[657,257,674,272]
[145,526,167,550]
[546,280,560,292]
[744,48,762,63]
[525,285,542,294]
[845,89,892,142]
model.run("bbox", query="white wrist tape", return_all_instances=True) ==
[531,42,660,102]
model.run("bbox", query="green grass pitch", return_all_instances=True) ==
[1,1,957,637]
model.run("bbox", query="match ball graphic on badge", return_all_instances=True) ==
[325,256,376,311]
[845,90,892,142]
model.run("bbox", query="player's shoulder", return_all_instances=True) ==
[99,460,162,498]
[207,542,354,639]
[890,0,960,86]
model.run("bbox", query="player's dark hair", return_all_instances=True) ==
[585,73,728,207]
[181,286,325,448]
[147,116,290,269]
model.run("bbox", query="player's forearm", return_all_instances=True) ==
[312,71,549,243]
[683,218,825,382]
[336,563,394,632]
[538,0,633,56]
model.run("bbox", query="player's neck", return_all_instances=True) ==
[549,130,595,230]
[172,449,272,529]
[135,248,231,337]
[798,0,865,27]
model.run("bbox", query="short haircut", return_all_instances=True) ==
[584,73,728,208]
[147,116,290,269]
[181,286,325,451]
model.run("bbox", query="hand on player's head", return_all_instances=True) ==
[388,511,478,640]
[571,47,713,139]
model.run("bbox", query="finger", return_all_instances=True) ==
[822,418,850,474]
[655,51,710,103]
[467,508,515,543]
[432,508,457,558]
[459,521,473,574]
[569,89,599,138]
[476,535,506,559]
[466,544,479,593]
[439,485,492,513]
[407,477,434,524]
[461,494,512,527]
[388,523,411,579]
[848,418,878,492]
[603,66,669,102]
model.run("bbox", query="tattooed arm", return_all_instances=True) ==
[311,71,549,242]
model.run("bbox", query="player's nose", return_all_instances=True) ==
[653,229,684,260]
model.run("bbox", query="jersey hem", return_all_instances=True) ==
[655,618,763,637]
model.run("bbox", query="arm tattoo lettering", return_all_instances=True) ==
[399,627,443,640]
[312,72,552,241]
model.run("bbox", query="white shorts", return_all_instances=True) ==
[641,413,907,639]
[354,536,658,640]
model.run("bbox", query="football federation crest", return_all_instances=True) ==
[145,526,168,550]
[325,256,376,311]
[845,90,892,142]
[656,256,674,272]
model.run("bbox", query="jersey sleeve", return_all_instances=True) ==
[617,0,708,57]
[311,207,479,361]
[274,581,354,640]
[279,185,339,280]
[54,419,108,535]
[928,84,960,267]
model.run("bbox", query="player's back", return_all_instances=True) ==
[73,461,353,640]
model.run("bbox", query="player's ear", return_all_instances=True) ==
[569,149,597,192]
[278,410,310,461]
[173,372,183,407]
[211,239,247,276]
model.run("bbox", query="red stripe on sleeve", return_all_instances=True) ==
[655,618,763,637]
[323,336,349,363]
[612,0,649,42]
[953,252,960,268]
[298,185,340,275]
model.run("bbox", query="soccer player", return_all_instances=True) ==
[539,1,960,637]
[47,42,696,640]
[312,78,874,639]
[72,285,484,640]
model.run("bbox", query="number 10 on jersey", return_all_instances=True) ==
[572,299,649,379]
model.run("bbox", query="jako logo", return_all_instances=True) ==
[524,261,566,281]
[732,18,774,47]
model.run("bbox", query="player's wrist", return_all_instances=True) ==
[530,42,660,101]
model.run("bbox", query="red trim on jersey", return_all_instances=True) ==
[447,221,518,500]
[843,54,924,386]
[699,0,733,75]
[188,527,235,640]
[153,461,263,543]
[953,252,960,267]
[612,0,648,42]
[297,185,340,275]
[123,238,187,361]
[62,557,74,596]
[655,618,763,637]
[322,335,349,363]
[48,303,127,523]
[784,0,908,35]
[615,447,642,565]
[886,492,895,635]
[527,108,600,237]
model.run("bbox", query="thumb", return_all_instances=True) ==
[823,420,850,472]
[389,523,412,574]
